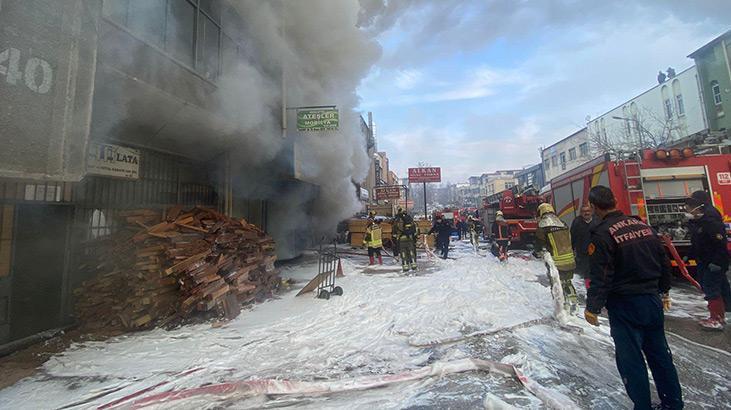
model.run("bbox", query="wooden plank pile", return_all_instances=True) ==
[74,207,279,332]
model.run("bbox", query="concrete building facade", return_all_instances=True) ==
[541,128,591,182]
[689,30,731,135]
[0,0,320,346]
[587,66,707,156]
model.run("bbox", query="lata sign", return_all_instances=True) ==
[718,172,731,185]
[297,108,339,131]
[408,167,441,183]
[374,186,401,200]
[87,142,140,179]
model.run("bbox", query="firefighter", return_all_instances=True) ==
[491,211,511,259]
[535,202,578,312]
[429,214,452,259]
[363,218,383,265]
[394,212,418,272]
[571,205,597,281]
[468,216,483,246]
[585,185,683,409]
[685,190,731,331]
[391,208,405,259]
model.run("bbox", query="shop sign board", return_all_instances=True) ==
[408,167,441,183]
[374,185,401,200]
[87,142,140,179]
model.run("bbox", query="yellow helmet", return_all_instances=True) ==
[537,203,555,217]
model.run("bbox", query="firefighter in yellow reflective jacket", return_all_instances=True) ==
[363,218,383,265]
[535,203,578,312]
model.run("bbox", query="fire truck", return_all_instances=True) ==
[550,144,731,270]
[483,186,547,244]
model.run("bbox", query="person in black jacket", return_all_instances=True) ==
[571,205,596,280]
[585,186,683,410]
[685,190,731,331]
[429,215,452,259]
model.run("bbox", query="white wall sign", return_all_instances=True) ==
[718,172,731,185]
[87,142,140,179]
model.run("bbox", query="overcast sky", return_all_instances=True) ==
[356,0,729,184]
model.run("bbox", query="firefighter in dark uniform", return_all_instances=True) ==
[393,212,418,272]
[428,214,452,259]
[585,185,683,410]
[685,190,731,331]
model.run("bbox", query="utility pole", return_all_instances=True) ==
[423,181,428,220]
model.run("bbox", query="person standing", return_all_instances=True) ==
[685,190,731,330]
[491,211,512,259]
[363,218,383,265]
[429,215,452,259]
[468,216,483,248]
[535,203,578,312]
[571,205,596,280]
[585,185,683,410]
[394,212,418,272]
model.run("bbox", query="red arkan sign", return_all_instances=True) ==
[374,186,401,200]
[408,167,441,183]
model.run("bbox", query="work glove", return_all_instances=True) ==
[584,310,599,326]
[681,255,689,263]
[662,293,671,312]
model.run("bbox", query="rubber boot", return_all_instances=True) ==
[377,255,383,265]
[369,256,375,265]
[699,298,725,331]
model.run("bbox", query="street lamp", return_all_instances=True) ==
[612,115,645,149]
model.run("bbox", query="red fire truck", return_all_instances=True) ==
[550,145,731,269]
[483,186,547,244]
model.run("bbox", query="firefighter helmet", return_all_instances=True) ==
[496,211,504,218]
[537,203,555,217]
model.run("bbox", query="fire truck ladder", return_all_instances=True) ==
[622,160,644,215]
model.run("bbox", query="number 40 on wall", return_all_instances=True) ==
[0,48,53,94]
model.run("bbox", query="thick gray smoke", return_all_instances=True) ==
[212,1,383,253]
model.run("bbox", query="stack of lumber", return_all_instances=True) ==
[74,207,279,331]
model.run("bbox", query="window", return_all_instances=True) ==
[559,152,566,170]
[579,142,589,157]
[711,80,722,105]
[505,182,514,190]
[103,0,129,24]
[551,156,558,167]
[90,209,112,239]
[665,101,674,119]
[543,158,550,170]
[676,94,685,116]
[197,13,221,80]
[166,0,196,67]
[102,0,240,82]
[221,34,239,76]
[127,0,166,47]
[569,147,577,161]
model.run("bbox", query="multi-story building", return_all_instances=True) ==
[587,65,707,156]
[515,164,545,191]
[0,0,322,346]
[541,128,592,182]
[688,30,731,135]
[485,170,518,196]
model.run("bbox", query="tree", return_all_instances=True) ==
[589,107,685,156]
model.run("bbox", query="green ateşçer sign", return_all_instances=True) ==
[297,108,339,131]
